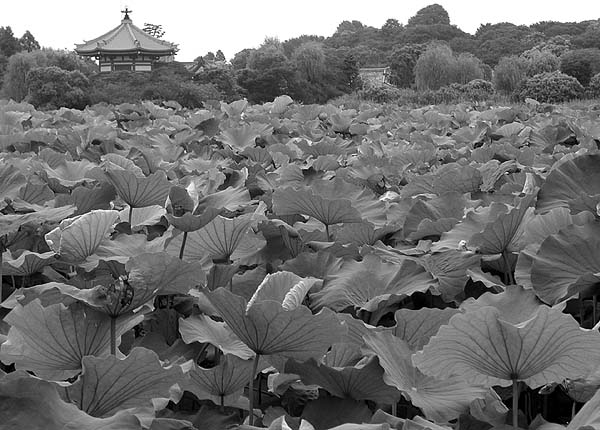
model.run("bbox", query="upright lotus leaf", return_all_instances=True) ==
[469,194,536,255]
[413,306,600,388]
[118,205,166,228]
[431,202,508,252]
[273,187,363,229]
[333,222,391,247]
[0,163,26,202]
[44,209,119,268]
[285,356,402,404]
[365,331,487,422]
[0,300,143,379]
[218,122,273,150]
[417,250,481,302]
[324,342,363,368]
[460,285,546,324]
[312,254,436,312]
[67,182,117,215]
[403,193,468,241]
[179,314,254,359]
[166,213,266,262]
[0,372,143,430]
[537,152,600,214]
[529,222,600,305]
[185,354,264,407]
[104,169,172,208]
[401,163,482,198]
[63,347,184,417]
[39,159,96,188]
[204,287,343,360]
[18,180,54,205]
[2,250,56,276]
[392,308,460,351]
[126,252,205,296]
[280,251,343,280]
[0,204,76,236]
[336,313,387,348]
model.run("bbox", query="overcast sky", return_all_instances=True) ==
[2,0,600,62]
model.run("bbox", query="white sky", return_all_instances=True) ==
[2,0,600,62]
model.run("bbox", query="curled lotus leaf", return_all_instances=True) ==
[2,250,56,276]
[104,169,172,208]
[413,306,600,388]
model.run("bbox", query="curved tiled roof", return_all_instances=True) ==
[75,17,177,55]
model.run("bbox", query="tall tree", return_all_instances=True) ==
[407,4,450,26]
[19,31,39,53]
[0,26,21,57]
[215,50,226,61]
[292,41,326,82]
[388,43,425,88]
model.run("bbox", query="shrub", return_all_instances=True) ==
[588,73,600,98]
[460,79,495,101]
[25,66,90,110]
[522,49,560,76]
[493,56,528,96]
[414,44,483,91]
[560,50,593,86]
[357,84,405,103]
[517,71,584,103]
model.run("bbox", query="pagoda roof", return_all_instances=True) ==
[75,13,177,56]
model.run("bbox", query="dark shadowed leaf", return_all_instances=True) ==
[0,371,143,430]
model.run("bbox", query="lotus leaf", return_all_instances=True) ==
[104,169,172,208]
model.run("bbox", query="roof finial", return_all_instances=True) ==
[121,6,132,21]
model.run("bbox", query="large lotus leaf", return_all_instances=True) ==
[219,123,267,150]
[67,182,117,215]
[166,214,265,262]
[0,371,143,430]
[63,347,184,417]
[403,193,468,240]
[323,342,364,368]
[529,222,600,305]
[280,251,343,280]
[195,184,252,214]
[469,194,536,255]
[460,285,545,324]
[104,169,172,208]
[431,202,509,252]
[126,252,205,295]
[45,209,119,266]
[119,205,166,228]
[204,287,343,359]
[91,233,165,271]
[300,397,374,430]
[101,153,145,177]
[365,331,487,422]
[185,354,262,407]
[537,152,600,214]
[392,308,460,351]
[0,163,26,201]
[335,313,387,348]
[179,314,254,359]
[401,164,482,198]
[0,204,76,236]
[273,187,363,227]
[18,180,54,205]
[0,300,143,379]
[39,159,96,188]
[520,207,594,249]
[417,250,481,302]
[165,209,221,232]
[413,306,600,388]
[332,222,391,247]
[312,254,436,312]
[285,356,401,404]
[2,250,56,276]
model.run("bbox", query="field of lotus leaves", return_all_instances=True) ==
[0,95,600,430]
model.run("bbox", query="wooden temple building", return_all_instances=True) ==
[75,8,177,72]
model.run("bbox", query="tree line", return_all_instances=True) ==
[2,4,600,108]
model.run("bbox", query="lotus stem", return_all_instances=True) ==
[179,231,188,260]
[220,394,225,413]
[110,316,117,355]
[0,249,3,302]
[512,379,519,430]
[128,206,133,226]
[325,224,330,241]
[391,402,397,417]
[572,400,577,419]
[502,251,515,285]
[593,295,598,326]
[11,275,15,290]
[248,353,260,426]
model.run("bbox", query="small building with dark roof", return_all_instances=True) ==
[75,8,177,72]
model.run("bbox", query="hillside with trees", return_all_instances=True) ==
[2,4,600,108]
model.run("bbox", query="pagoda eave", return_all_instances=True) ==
[76,49,175,56]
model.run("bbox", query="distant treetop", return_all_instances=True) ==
[407,4,450,26]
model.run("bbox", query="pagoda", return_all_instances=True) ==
[75,8,177,72]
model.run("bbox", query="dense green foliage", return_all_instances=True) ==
[518,71,584,103]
